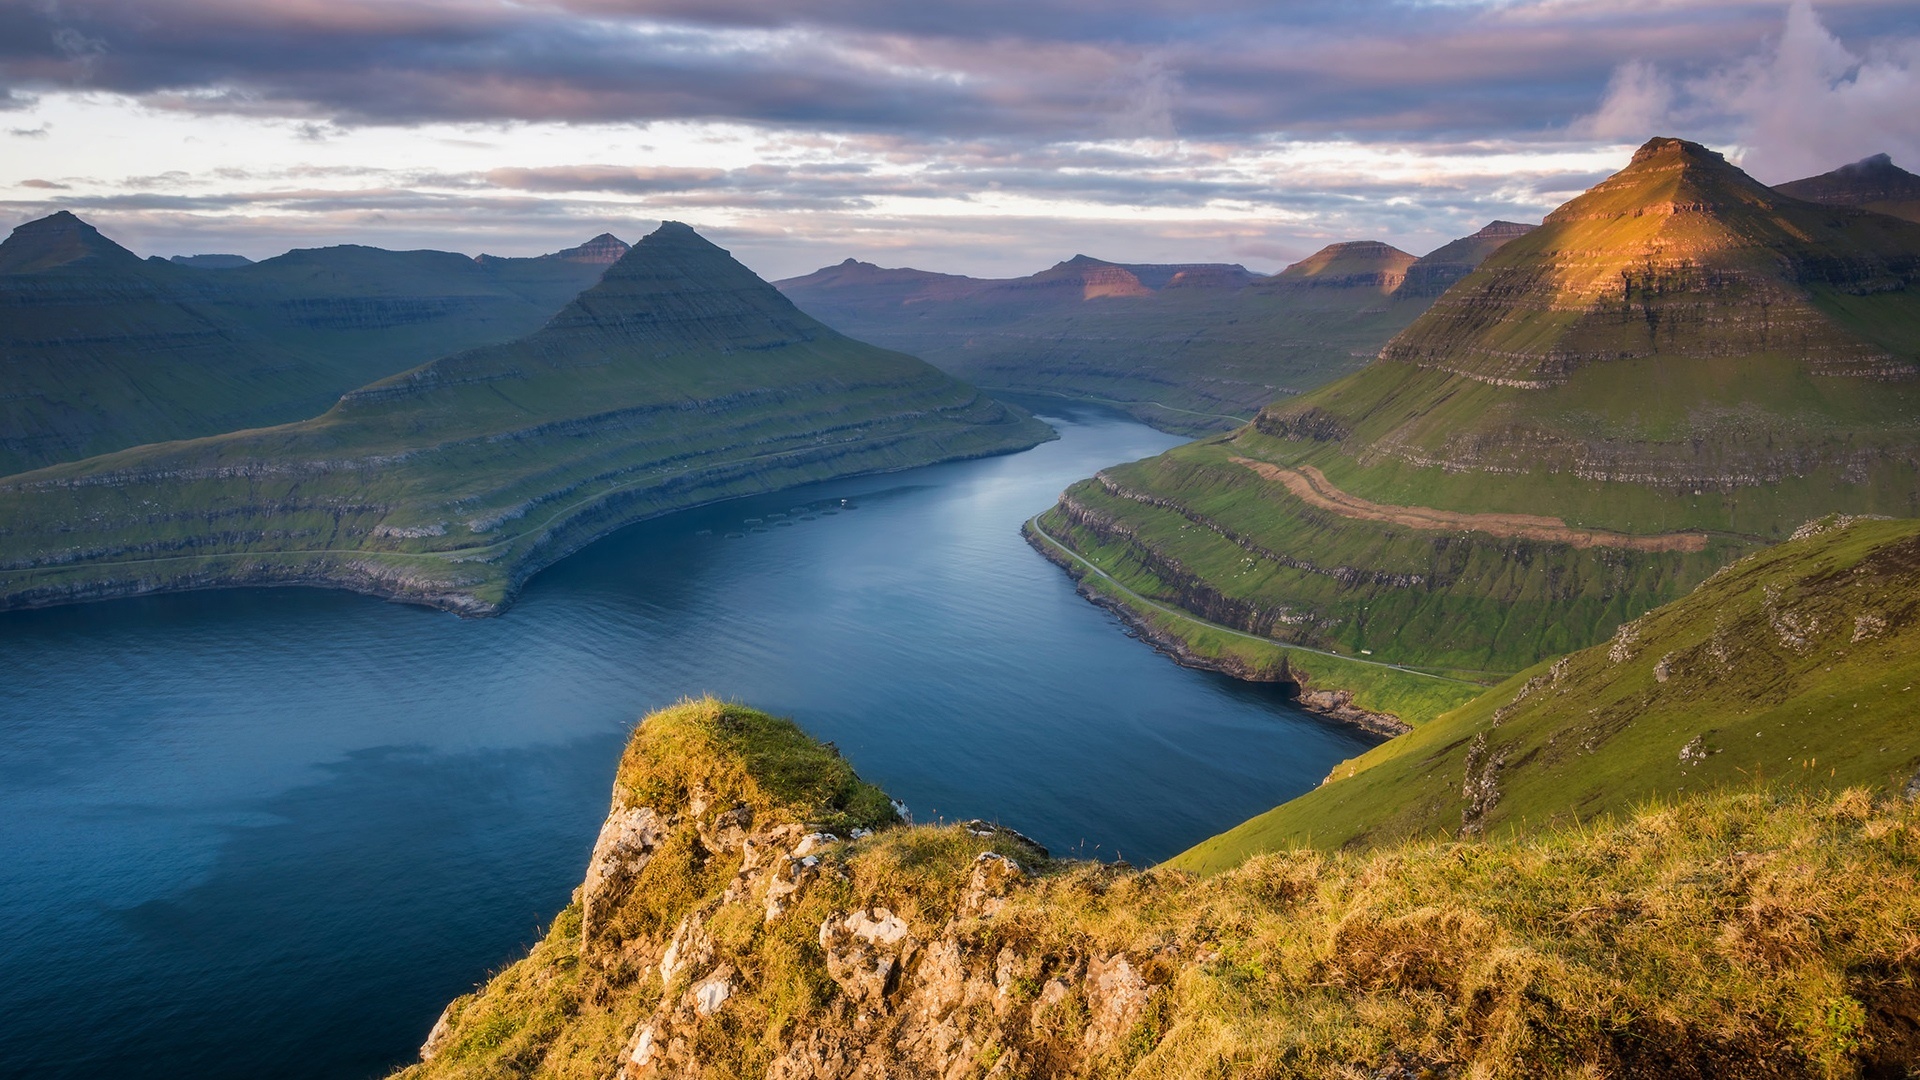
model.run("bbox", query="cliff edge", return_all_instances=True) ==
[394,698,1920,1079]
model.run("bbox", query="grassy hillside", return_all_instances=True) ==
[1038,139,1920,693]
[1171,514,1920,872]
[778,226,1532,436]
[393,698,1920,1079]
[0,222,1050,615]
[0,212,619,476]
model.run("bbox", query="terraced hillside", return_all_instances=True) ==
[1036,138,1920,717]
[393,697,1920,1079]
[1778,152,1920,224]
[1172,514,1920,871]
[0,212,621,476]
[777,222,1533,436]
[0,222,1050,615]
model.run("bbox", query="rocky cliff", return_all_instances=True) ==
[392,697,1920,1079]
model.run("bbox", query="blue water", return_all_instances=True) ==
[0,402,1375,1079]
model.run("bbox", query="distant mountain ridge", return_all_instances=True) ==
[1776,152,1920,224]
[777,223,1533,434]
[0,221,1050,615]
[0,212,624,476]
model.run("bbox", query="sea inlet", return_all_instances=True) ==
[0,400,1375,1079]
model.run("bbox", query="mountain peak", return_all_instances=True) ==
[1271,241,1415,291]
[1628,136,1727,168]
[542,233,629,265]
[0,210,142,274]
[1473,220,1536,240]
[1545,136,1775,226]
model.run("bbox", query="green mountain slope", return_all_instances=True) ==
[1171,514,1920,872]
[1036,139,1920,716]
[1777,153,1920,225]
[0,212,620,476]
[391,698,1920,1079]
[777,226,1532,436]
[0,222,1050,615]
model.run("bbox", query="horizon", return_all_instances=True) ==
[2,0,1916,279]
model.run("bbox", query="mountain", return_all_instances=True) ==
[1173,514,1920,869]
[777,226,1531,436]
[1397,220,1535,296]
[1033,138,1920,719]
[386,696,1920,1079]
[169,253,254,268]
[0,222,1051,615]
[0,212,619,476]
[1777,152,1920,224]
[479,231,631,266]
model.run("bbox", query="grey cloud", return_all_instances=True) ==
[19,178,69,189]
[1,1,1914,140]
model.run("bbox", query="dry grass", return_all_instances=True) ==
[394,701,1920,1080]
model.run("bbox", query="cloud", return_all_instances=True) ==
[0,0,1911,141]
[1578,60,1674,140]
[1576,1,1920,180]
[19,178,70,189]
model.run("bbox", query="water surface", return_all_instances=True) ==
[0,401,1375,1079]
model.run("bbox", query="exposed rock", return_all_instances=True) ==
[1460,733,1507,837]
[690,965,733,1016]
[418,1002,457,1061]
[1082,952,1155,1051]
[582,806,668,943]
[957,852,1025,920]
[659,912,714,987]
[1680,735,1707,766]
[820,907,917,1011]
[697,803,753,854]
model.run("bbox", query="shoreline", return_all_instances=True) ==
[1022,516,1420,738]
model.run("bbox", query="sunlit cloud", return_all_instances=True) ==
[0,1,1914,274]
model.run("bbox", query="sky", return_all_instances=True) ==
[2,0,1918,280]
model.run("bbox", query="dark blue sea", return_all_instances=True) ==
[0,401,1374,1078]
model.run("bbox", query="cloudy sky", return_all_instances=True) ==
[2,0,1917,279]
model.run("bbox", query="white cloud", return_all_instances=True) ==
[1576,1,1920,181]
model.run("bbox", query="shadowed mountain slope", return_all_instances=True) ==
[0,212,618,476]
[777,227,1530,436]
[0,222,1050,615]
[1777,152,1920,224]
[1035,139,1920,716]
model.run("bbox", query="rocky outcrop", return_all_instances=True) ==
[396,698,1920,1080]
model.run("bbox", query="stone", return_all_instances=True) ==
[820,907,917,1009]
[660,912,713,986]
[1082,953,1154,1050]
[958,852,1024,920]
[582,805,668,943]
[692,965,734,1016]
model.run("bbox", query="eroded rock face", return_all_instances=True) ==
[821,907,917,1011]
[582,805,668,943]
[1083,953,1156,1050]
